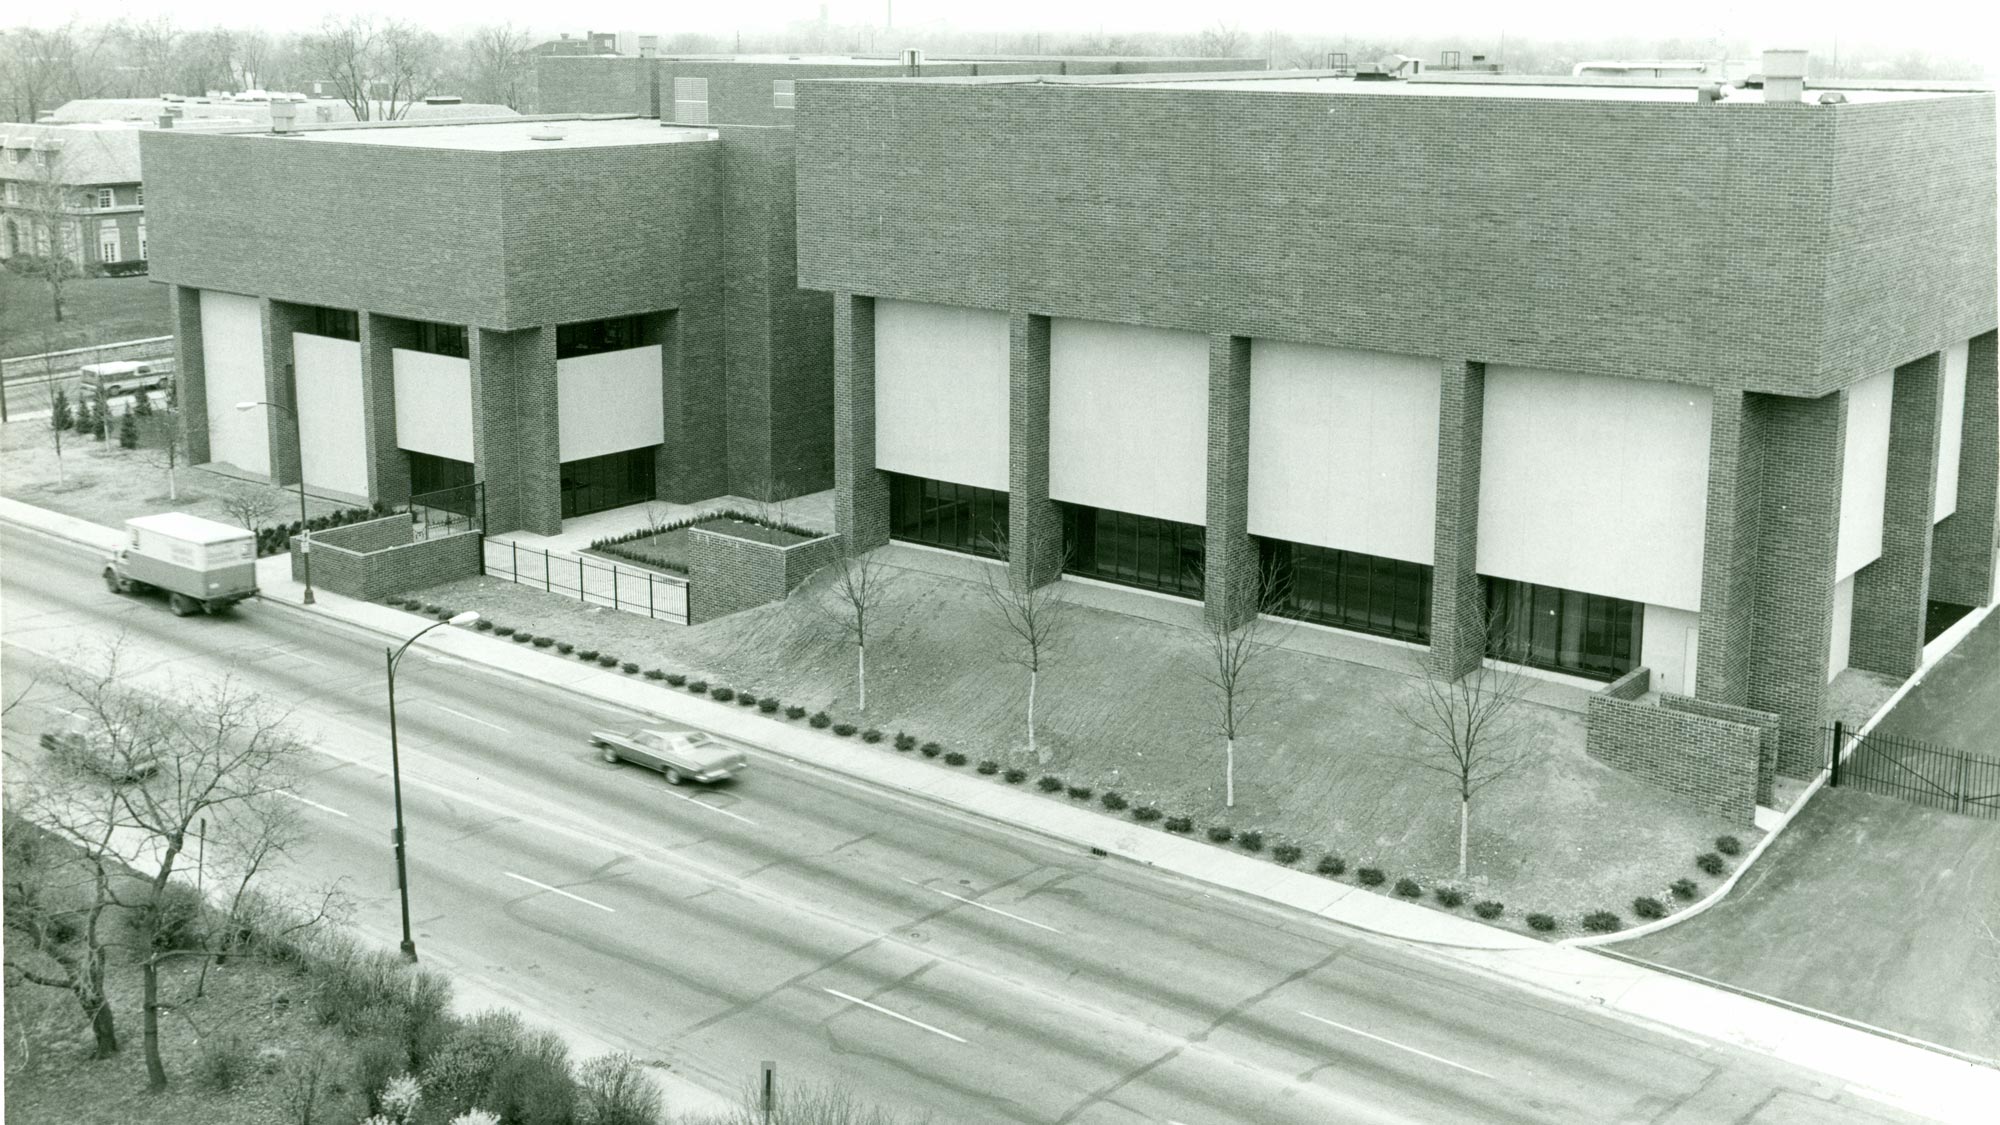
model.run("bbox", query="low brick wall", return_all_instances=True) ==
[686,526,843,624]
[1659,693,1781,807]
[290,514,482,601]
[1585,668,1764,826]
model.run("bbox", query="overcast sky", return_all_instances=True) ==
[12,0,1996,53]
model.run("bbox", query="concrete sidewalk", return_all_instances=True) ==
[5,495,1995,1123]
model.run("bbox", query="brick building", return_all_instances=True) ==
[1,123,150,276]
[793,58,1997,791]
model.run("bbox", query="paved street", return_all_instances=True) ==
[0,523,1941,1124]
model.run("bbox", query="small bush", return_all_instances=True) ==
[1003,768,1027,784]
[861,728,883,743]
[1100,792,1128,811]
[785,705,806,720]
[1315,855,1346,877]
[1582,910,1622,934]
[620,662,639,674]
[919,741,942,758]
[532,636,554,648]
[556,642,574,654]
[737,693,761,707]
[832,723,857,737]
[1695,852,1726,876]
[1132,805,1162,822]
[710,687,736,702]
[1036,776,1064,792]
[1527,912,1558,932]
[1632,896,1667,920]
[644,668,666,680]
[193,1031,255,1092]
[1473,900,1505,920]
[596,654,618,667]
[474,620,495,632]
[424,604,444,615]
[688,681,709,695]
[894,733,917,751]
[577,649,598,661]
[1238,830,1265,853]
[1272,843,1302,865]
[976,760,999,775]
[495,625,517,637]
[512,632,533,643]
[667,673,687,686]
[1066,784,1093,800]
[940,751,965,765]
[1164,815,1193,833]
[1393,877,1422,898]
[1435,887,1467,908]
[1205,825,1233,843]
[1357,867,1385,887]
[1670,878,1698,900]
[809,711,831,728]
[1714,834,1744,857]
[438,610,456,622]
[758,698,780,713]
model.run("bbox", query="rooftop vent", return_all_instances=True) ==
[1818,91,1848,105]
[529,124,568,141]
[157,113,174,129]
[269,99,296,134]
[424,95,463,105]
[1697,83,1726,104]
[901,47,923,72]
[638,35,658,58]
[1761,48,1807,103]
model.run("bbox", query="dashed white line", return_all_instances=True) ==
[820,987,967,1043]
[661,788,757,825]
[1296,1010,1494,1079]
[502,871,616,913]
[417,701,509,733]
[279,790,350,818]
[899,877,1064,934]
[277,650,330,669]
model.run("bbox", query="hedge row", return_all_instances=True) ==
[256,502,394,557]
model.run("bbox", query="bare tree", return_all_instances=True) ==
[141,401,186,500]
[1385,633,1533,879]
[811,554,896,712]
[219,483,277,531]
[13,134,84,324]
[1195,574,1291,809]
[1,22,117,124]
[46,376,71,486]
[464,24,535,111]
[978,523,1073,764]
[298,17,443,122]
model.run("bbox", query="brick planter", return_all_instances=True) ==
[686,523,842,623]
[289,514,483,601]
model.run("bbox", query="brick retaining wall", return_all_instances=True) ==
[1586,668,1766,825]
[289,514,482,600]
[686,525,842,623]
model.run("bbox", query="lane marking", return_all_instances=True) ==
[416,701,509,734]
[502,871,616,913]
[820,987,967,1044]
[278,650,330,670]
[279,790,350,818]
[899,877,1065,935]
[1296,1010,1494,1079]
[659,787,757,826]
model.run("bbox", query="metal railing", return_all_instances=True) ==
[1829,722,1999,819]
[483,537,688,625]
[403,482,484,538]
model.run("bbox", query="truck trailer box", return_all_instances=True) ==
[118,513,257,604]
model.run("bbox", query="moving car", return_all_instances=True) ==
[589,728,747,785]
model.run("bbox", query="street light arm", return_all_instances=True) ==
[390,612,480,670]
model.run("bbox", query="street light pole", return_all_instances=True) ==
[385,611,478,963]
[235,399,313,604]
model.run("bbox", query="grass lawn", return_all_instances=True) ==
[418,552,1752,935]
[592,527,691,574]
[2,270,171,356]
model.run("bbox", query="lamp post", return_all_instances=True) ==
[385,610,479,962]
[235,399,314,604]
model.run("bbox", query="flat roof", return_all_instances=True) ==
[128,512,253,543]
[297,117,714,151]
[1114,75,1969,103]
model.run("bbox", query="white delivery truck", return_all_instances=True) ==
[103,513,259,617]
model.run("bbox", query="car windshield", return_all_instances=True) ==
[684,732,714,746]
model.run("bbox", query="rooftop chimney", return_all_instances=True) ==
[269,99,296,133]
[1761,48,1807,103]
[157,113,174,129]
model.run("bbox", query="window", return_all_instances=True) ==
[1482,577,1643,681]
[671,77,709,124]
[3,182,17,204]
[137,219,146,260]
[411,320,468,358]
[1059,503,1205,600]
[772,79,796,110]
[303,305,360,341]
[560,447,657,518]
[96,187,113,209]
[34,221,49,257]
[135,185,143,205]
[1258,539,1431,643]
[97,220,120,263]
[888,473,1008,559]
[555,315,646,359]
[406,452,474,498]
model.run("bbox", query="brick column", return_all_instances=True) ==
[832,293,888,554]
[359,313,413,504]
[1930,331,1998,608]
[1695,388,1765,706]
[259,299,308,486]
[1429,360,1487,679]
[471,326,559,535]
[1747,389,1846,777]
[1008,313,1062,590]
[1204,334,1256,629]
[1850,353,1945,677]
[169,286,209,465]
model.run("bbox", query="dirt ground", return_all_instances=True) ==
[419,555,1751,934]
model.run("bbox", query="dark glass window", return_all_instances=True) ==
[302,305,360,341]
[411,320,468,358]
[1483,577,1642,680]
[888,473,1008,559]
[560,447,656,518]
[406,452,474,497]
[1059,503,1204,601]
[556,316,647,359]
[1259,539,1431,643]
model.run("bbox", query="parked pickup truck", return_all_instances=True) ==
[590,728,747,785]
[104,512,258,617]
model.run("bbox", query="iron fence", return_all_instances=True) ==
[1828,722,1999,819]
[483,537,688,625]
[403,482,484,538]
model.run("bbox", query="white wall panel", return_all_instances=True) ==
[1936,340,1969,522]
[1836,370,1892,581]
[1829,574,1855,680]
[1477,367,1712,610]
[391,349,473,462]
[292,333,368,497]
[1049,319,1208,525]
[558,345,665,463]
[1640,604,1701,697]
[874,300,1010,491]
[1247,341,1438,564]
[197,290,269,475]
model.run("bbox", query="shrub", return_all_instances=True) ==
[1393,877,1422,898]
[832,723,857,737]
[1036,776,1064,792]
[577,649,598,662]
[1632,896,1667,920]
[809,711,831,728]
[1356,867,1385,887]
[1715,834,1744,857]
[1315,855,1346,877]
[193,1030,255,1092]
[919,741,942,758]
[1205,825,1233,843]
[421,1010,526,1115]
[128,881,206,952]
[1670,878,1699,900]
[710,687,736,702]
[596,654,618,668]
[495,625,517,637]
[1237,830,1265,853]
[688,681,709,695]
[1473,901,1505,920]
[941,751,966,766]
[1272,843,1302,865]
[532,636,554,648]
[737,693,760,707]
[556,642,574,654]
[1164,816,1193,833]
[1100,792,1128,811]
[620,662,639,674]
[474,620,494,632]
[512,632,533,643]
[1527,913,1558,932]
[758,698,780,713]
[574,1052,661,1125]
[1066,784,1094,800]
[785,705,807,720]
[438,610,456,622]
[667,673,687,687]
[977,760,999,775]
[1003,769,1027,784]
[1435,887,1467,908]
[425,604,444,615]
[1582,910,1622,934]
[894,733,917,751]
[861,728,883,743]
[644,669,666,680]
[1695,852,1726,876]
[1132,805,1162,822]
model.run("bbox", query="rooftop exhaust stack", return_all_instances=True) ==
[1761,49,1807,103]
[901,47,923,74]
[269,99,296,133]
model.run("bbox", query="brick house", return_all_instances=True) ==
[0,123,149,276]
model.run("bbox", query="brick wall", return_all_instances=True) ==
[1008,313,1059,591]
[1695,388,1766,706]
[1586,677,1764,826]
[169,286,208,464]
[1931,331,1999,607]
[287,515,482,600]
[1850,352,1943,676]
[1659,693,1780,807]
[1429,360,1486,678]
[831,293,888,553]
[685,525,841,623]
[1204,335,1255,629]
[359,313,414,503]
